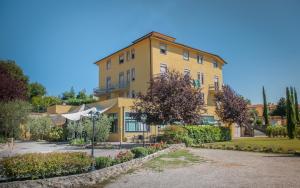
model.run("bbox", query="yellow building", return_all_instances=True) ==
[94,32,227,142]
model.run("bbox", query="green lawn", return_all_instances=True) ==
[198,137,300,154]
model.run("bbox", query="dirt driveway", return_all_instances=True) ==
[104,148,300,188]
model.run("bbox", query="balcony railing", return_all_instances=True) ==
[94,82,130,96]
[208,84,220,92]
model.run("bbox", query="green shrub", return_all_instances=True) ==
[70,138,86,146]
[131,147,149,158]
[296,127,300,138]
[162,125,188,144]
[48,127,64,142]
[182,136,194,147]
[115,151,134,163]
[0,152,92,180]
[0,135,7,143]
[95,156,113,169]
[185,125,231,144]
[146,146,157,154]
[266,125,287,137]
[256,119,263,126]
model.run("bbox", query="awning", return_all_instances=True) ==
[61,101,116,121]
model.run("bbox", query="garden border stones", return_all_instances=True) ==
[0,144,185,188]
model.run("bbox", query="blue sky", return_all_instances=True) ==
[0,0,299,104]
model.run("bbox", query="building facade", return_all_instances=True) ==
[94,32,227,142]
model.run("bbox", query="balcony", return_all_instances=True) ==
[94,82,130,96]
[208,84,220,92]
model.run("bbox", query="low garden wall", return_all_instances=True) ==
[0,144,185,188]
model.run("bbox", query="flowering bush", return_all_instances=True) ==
[149,141,167,151]
[115,151,134,163]
[161,125,188,144]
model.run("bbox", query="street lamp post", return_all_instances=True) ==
[89,111,99,171]
[140,114,147,147]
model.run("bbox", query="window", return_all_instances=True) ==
[201,73,204,85]
[106,77,111,90]
[160,43,167,54]
[131,90,136,98]
[131,49,135,59]
[214,76,219,90]
[119,72,124,88]
[126,51,130,61]
[197,72,204,85]
[184,69,190,76]
[197,55,203,64]
[183,50,189,60]
[125,112,149,132]
[160,64,167,74]
[126,70,130,83]
[197,72,201,81]
[106,60,111,70]
[131,68,135,81]
[119,54,124,64]
[213,61,218,68]
[108,113,118,133]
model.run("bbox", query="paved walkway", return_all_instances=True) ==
[0,141,124,158]
[105,148,300,188]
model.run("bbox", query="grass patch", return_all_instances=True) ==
[198,137,300,154]
[144,149,202,172]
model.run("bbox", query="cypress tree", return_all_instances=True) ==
[262,86,269,125]
[286,87,296,139]
[294,88,299,123]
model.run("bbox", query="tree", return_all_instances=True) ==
[62,87,76,100]
[132,70,205,125]
[27,116,53,140]
[77,89,87,99]
[28,82,46,99]
[0,100,32,138]
[262,86,269,125]
[84,115,112,142]
[271,97,286,118]
[0,60,28,101]
[215,85,249,128]
[294,88,299,123]
[67,115,112,142]
[31,96,62,112]
[286,87,296,139]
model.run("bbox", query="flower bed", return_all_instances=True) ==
[0,142,169,183]
[0,144,184,188]
[0,152,92,181]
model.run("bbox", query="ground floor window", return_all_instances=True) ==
[108,113,118,133]
[199,116,218,125]
[125,112,149,132]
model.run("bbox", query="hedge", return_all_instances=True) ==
[185,125,231,144]
[0,152,92,180]
[266,125,287,137]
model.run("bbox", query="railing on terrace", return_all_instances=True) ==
[94,82,130,95]
[208,84,219,92]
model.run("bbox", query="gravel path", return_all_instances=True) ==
[0,141,124,158]
[104,148,300,188]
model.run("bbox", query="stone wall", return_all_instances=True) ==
[0,144,185,188]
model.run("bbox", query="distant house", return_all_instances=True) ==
[247,104,300,126]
